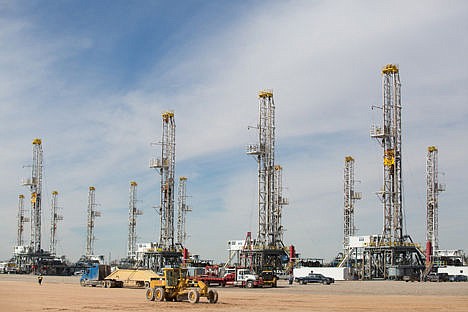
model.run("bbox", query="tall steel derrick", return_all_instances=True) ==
[152,111,176,249]
[86,186,101,257]
[127,181,142,260]
[273,165,288,245]
[176,176,191,246]
[22,138,43,254]
[371,64,403,243]
[365,64,424,280]
[245,90,287,272]
[147,111,181,270]
[343,156,361,252]
[49,191,63,255]
[426,146,444,259]
[16,194,29,247]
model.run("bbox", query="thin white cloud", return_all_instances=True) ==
[1,1,467,262]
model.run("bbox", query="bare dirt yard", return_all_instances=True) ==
[1,274,468,311]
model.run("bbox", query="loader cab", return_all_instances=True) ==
[162,267,188,287]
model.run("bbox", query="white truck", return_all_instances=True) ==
[224,268,263,288]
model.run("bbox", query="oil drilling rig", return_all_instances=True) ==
[16,194,28,248]
[23,138,43,255]
[127,181,142,262]
[85,186,101,258]
[13,139,44,271]
[364,64,424,279]
[12,139,69,274]
[49,190,63,256]
[339,156,361,267]
[425,146,445,266]
[244,90,289,273]
[145,111,182,271]
[176,176,191,247]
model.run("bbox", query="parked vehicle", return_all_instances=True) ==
[79,264,123,288]
[426,272,449,282]
[295,273,334,285]
[448,275,468,282]
[224,268,263,288]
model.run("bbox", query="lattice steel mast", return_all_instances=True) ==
[49,191,62,255]
[273,165,288,245]
[371,64,403,243]
[22,138,43,254]
[426,146,444,258]
[176,176,191,246]
[86,186,100,257]
[16,194,29,247]
[150,111,176,250]
[364,64,424,280]
[247,90,277,247]
[245,90,287,272]
[128,181,142,260]
[343,156,361,252]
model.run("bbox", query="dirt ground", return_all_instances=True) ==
[1,274,468,311]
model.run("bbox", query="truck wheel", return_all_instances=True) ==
[246,280,254,288]
[188,289,200,304]
[80,280,86,287]
[145,288,155,301]
[207,289,218,304]
[155,287,165,301]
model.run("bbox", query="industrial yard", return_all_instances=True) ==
[1,274,468,311]
[1,3,468,311]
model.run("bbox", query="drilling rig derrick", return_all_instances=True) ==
[244,90,288,273]
[364,65,424,280]
[176,176,191,247]
[86,186,101,258]
[145,111,182,271]
[127,181,142,261]
[21,138,43,255]
[425,146,445,266]
[49,191,63,256]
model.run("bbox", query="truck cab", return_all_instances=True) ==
[79,264,122,288]
[227,268,263,288]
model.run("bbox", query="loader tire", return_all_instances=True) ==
[188,289,200,304]
[155,287,165,301]
[145,287,155,301]
[207,289,218,304]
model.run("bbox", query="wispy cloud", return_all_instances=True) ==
[1,1,467,262]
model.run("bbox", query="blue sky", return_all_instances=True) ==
[1,0,467,263]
